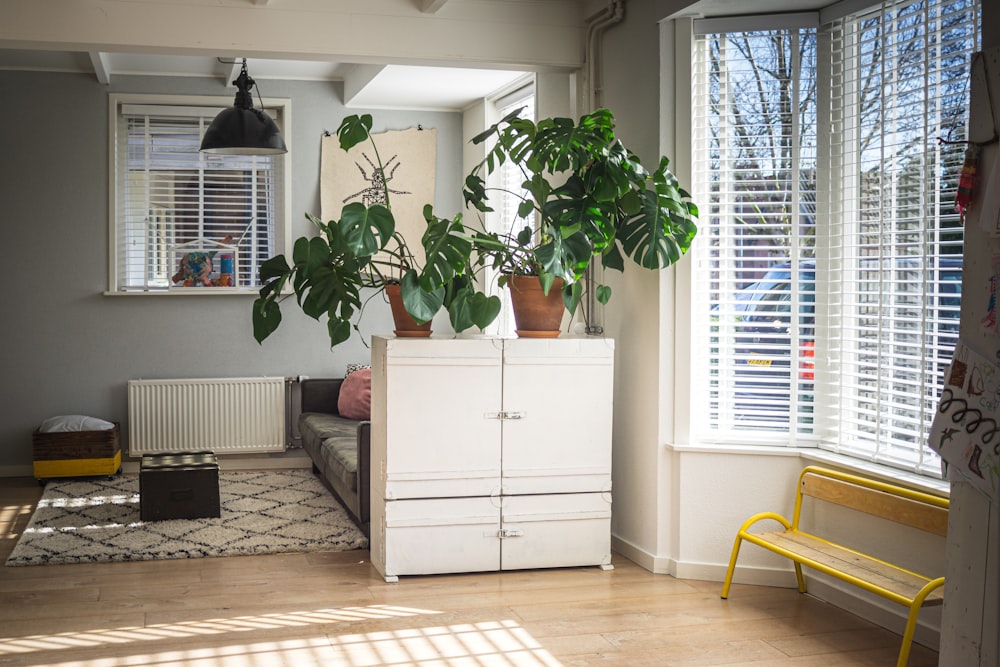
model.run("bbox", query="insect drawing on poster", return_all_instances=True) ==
[320,125,437,267]
[342,152,410,208]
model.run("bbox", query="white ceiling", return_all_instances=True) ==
[0,48,531,111]
[0,0,838,110]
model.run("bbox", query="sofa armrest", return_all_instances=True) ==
[301,378,344,415]
[357,421,371,524]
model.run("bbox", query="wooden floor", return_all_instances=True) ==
[0,477,938,667]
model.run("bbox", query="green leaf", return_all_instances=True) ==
[463,174,493,213]
[327,317,352,348]
[535,229,592,284]
[562,280,583,317]
[293,237,332,276]
[617,182,697,270]
[470,293,502,330]
[252,297,282,344]
[596,284,612,305]
[259,254,291,282]
[446,289,502,332]
[339,202,395,258]
[400,269,444,325]
[516,225,533,246]
[601,243,625,273]
[420,207,472,290]
[336,114,373,152]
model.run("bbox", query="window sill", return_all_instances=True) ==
[665,442,949,498]
[104,288,260,296]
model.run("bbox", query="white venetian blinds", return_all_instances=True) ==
[691,25,819,440]
[113,103,284,291]
[823,0,977,473]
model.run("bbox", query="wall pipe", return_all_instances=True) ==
[583,0,625,334]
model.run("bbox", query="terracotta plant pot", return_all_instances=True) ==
[385,284,432,338]
[507,274,565,338]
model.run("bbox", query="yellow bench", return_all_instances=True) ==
[721,466,949,667]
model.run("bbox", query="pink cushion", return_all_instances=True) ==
[337,368,371,420]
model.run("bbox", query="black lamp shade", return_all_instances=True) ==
[200,107,287,155]
[200,60,287,155]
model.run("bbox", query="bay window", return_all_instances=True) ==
[689,0,979,476]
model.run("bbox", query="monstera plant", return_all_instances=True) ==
[252,114,500,348]
[464,107,699,329]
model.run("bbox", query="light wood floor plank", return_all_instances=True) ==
[0,476,939,666]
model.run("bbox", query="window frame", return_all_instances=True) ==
[106,93,293,295]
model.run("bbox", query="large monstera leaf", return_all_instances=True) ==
[419,205,472,291]
[534,227,594,284]
[616,158,698,270]
[337,114,373,152]
[532,109,616,173]
[339,202,395,259]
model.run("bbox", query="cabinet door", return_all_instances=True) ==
[500,492,612,570]
[373,336,503,499]
[501,338,614,494]
[379,496,501,579]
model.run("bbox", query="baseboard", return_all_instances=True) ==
[0,464,34,477]
[121,450,313,474]
[614,544,941,651]
[2,450,313,478]
[611,534,676,575]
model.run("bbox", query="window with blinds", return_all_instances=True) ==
[690,0,979,476]
[111,99,286,292]
[822,0,976,473]
[691,26,819,440]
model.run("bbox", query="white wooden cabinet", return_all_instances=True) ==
[370,335,614,582]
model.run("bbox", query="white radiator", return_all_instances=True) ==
[128,377,286,456]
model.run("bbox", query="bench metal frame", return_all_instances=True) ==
[721,465,949,667]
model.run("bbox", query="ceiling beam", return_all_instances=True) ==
[342,63,386,107]
[89,51,110,84]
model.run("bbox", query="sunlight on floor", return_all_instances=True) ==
[0,503,34,540]
[0,605,436,655]
[328,619,564,666]
[0,606,564,667]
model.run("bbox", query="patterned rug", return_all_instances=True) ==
[6,470,368,566]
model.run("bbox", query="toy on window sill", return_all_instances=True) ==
[172,251,214,287]
[171,235,235,287]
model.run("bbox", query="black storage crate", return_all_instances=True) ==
[140,451,220,521]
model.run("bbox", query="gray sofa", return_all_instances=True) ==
[298,378,370,536]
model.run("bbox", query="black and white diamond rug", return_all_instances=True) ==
[6,470,368,566]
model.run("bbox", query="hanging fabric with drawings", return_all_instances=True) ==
[321,127,437,268]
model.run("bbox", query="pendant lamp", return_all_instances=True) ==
[200,59,287,155]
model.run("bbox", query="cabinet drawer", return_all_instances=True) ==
[379,497,501,578]
[501,492,612,570]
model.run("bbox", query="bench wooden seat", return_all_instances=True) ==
[721,466,949,667]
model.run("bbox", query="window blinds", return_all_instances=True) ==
[691,28,819,441]
[114,104,283,291]
[823,0,977,473]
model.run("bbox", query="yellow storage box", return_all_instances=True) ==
[32,422,121,480]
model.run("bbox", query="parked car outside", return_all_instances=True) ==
[714,257,961,428]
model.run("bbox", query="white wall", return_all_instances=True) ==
[598,0,953,648]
